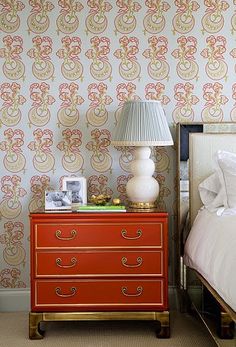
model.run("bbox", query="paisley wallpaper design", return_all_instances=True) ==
[0,0,236,289]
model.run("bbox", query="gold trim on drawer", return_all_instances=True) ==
[35,246,162,250]
[35,250,164,278]
[34,222,163,249]
[34,279,165,308]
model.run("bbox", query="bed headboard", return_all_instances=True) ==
[189,133,236,226]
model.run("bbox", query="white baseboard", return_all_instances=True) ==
[0,288,30,312]
[0,286,177,312]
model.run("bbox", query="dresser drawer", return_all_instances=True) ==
[35,250,163,277]
[33,279,166,311]
[34,222,163,248]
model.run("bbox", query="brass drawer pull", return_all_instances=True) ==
[56,257,77,268]
[121,286,143,297]
[121,256,143,268]
[55,229,77,240]
[55,286,77,298]
[121,229,142,240]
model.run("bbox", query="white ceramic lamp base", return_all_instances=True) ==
[126,146,159,210]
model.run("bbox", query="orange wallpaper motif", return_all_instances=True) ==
[0,0,235,288]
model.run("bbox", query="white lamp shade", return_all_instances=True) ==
[112,100,173,147]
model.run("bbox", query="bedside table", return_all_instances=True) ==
[29,211,169,339]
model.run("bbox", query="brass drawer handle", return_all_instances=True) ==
[55,229,77,240]
[121,256,143,268]
[56,257,77,268]
[121,286,143,297]
[55,286,77,298]
[121,229,142,240]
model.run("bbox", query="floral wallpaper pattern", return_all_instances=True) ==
[0,0,236,289]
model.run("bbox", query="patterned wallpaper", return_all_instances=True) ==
[0,0,236,289]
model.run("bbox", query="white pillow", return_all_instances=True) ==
[216,150,236,209]
[198,172,224,212]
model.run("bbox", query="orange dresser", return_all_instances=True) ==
[29,211,169,338]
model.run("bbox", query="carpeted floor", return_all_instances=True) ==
[1,310,233,347]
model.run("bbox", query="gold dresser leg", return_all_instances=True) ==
[28,311,170,339]
[29,312,44,339]
[155,311,170,338]
[218,312,235,339]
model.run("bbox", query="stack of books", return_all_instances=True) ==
[77,204,126,212]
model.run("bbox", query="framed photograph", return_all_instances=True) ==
[45,190,72,211]
[62,177,87,208]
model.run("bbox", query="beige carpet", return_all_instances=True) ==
[1,310,232,347]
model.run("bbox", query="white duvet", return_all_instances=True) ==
[184,208,236,312]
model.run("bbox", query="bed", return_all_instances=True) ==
[183,132,236,340]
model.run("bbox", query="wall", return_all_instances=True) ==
[0,0,235,298]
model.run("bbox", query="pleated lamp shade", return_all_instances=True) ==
[112,100,173,147]
[112,100,173,211]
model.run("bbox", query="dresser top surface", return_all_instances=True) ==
[30,210,168,222]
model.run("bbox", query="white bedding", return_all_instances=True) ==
[184,208,236,312]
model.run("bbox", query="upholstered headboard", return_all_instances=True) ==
[189,133,236,226]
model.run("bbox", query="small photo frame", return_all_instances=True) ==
[45,190,72,211]
[62,177,87,208]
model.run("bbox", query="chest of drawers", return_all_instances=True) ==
[29,211,169,339]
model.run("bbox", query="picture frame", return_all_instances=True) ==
[45,190,72,211]
[62,177,87,208]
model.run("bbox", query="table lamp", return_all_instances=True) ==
[112,100,173,211]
